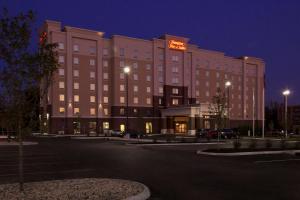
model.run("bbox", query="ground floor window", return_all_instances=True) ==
[175,122,187,134]
[120,124,125,132]
[89,122,96,134]
[145,122,152,134]
[73,121,80,134]
[103,122,109,129]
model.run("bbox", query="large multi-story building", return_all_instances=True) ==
[40,20,265,135]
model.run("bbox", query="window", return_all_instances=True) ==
[120,108,125,115]
[172,88,179,94]
[59,68,64,76]
[59,107,65,113]
[196,70,200,75]
[172,99,179,105]
[120,73,124,79]
[216,82,220,88]
[90,96,95,103]
[89,46,96,54]
[133,74,138,81]
[103,85,108,91]
[133,85,138,92]
[133,97,138,104]
[172,77,179,84]
[73,70,79,77]
[59,94,65,101]
[120,124,125,132]
[196,80,199,86]
[216,72,220,78]
[146,98,151,105]
[206,81,209,87]
[171,55,179,62]
[90,108,96,115]
[73,57,79,64]
[146,64,151,70]
[196,91,200,97]
[145,122,152,134]
[74,107,80,114]
[58,55,64,63]
[59,81,65,89]
[90,59,95,66]
[120,96,125,103]
[120,48,125,56]
[146,87,151,93]
[120,61,125,68]
[159,87,163,94]
[158,65,163,72]
[238,86,242,91]
[74,95,79,102]
[103,60,108,67]
[103,73,108,79]
[205,71,210,77]
[133,108,138,114]
[90,84,95,91]
[146,75,151,82]
[73,44,79,52]
[159,76,164,83]
[159,54,164,60]
[90,71,95,78]
[103,48,108,56]
[120,84,125,91]
[103,122,109,129]
[103,108,108,115]
[238,95,241,100]
[58,43,64,50]
[206,91,210,97]
[103,97,109,103]
[225,74,228,79]
[133,62,138,69]
[158,98,162,105]
[172,67,179,73]
[74,82,79,90]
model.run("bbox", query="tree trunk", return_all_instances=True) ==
[18,116,24,192]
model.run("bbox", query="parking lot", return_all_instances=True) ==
[0,137,300,200]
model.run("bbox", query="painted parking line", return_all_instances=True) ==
[255,159,300,164]
[133,142,226,146]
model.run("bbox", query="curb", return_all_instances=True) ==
[0,141,38,146]
[132,142,226,146]
[196,149,300,156]
[125,182,151,200]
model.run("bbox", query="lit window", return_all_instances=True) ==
[58,43,64,50]
[120,84,125,91]
[90,96,95,103]
[74,82,79,90]
[196,80,199,86]
[90,84,95,91]
[146,75,151,82]
[146,98,151,105]
[103,60,108,67]
[59,94,65,101]
[133,97,138,104]
[74,95,79,102]
[120,61,125,67]
[59,68,64,76]
[158,98,162,105]
[120,73,124,79]
[90,71,95,78]
[103,97,109,103]
[172,67,179,73]
[74,107,80,114]
[103,122,109,129]
[120,108,125,115]
[59,107,65,113]
[90,108,96,115]
[90,59,95,66]
[133,85,138,92]
[103,108,108,115]
[103,48,108,56]
[58,55,64,63]
[205,71,210,77]
[145,122,152,134]
[159,87,163,94]
[59,81,65,89]
[196,91,200,97]
[146,87,151,93]
[133,62,138,69]
[73,44,79,52]
[172,88,179,94]
[146,64,151,70]
[206,81,209,87]
[172,99,179,105]
[103,85,108,91]
[133,74,138,81]
[103,73,108,79]
[206,91,210,97]
[120,96,125,103]
[73,57,79,64]
[73,70,79,77]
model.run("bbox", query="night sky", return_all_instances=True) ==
[2,0,300,105]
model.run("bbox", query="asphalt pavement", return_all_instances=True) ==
[0,137,299,200]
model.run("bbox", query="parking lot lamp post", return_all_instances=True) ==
[123,66,131,136]
[282,89,290,138]
[225,81,232,128]
[46,113,49,135]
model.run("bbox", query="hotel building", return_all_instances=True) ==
[40,20,265,135]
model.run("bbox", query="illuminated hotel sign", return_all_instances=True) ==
[168,40,186,51]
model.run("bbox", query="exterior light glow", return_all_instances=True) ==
[123,66,130,74]
[225,81,232,87]
[244,56,249,60]
[282,89,290,96]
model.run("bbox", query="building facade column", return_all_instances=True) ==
[188,116,196,135]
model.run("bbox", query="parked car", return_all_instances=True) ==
[196,129,209,138]
[126,130,144,138]
[111,130,124,137]
[219,128,236,139]
[206,130,219,139]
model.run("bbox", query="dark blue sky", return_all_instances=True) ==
[2,0,300,105]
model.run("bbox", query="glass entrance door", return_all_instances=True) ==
[175,122,187,134]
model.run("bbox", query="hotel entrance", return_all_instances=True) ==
[174,116,188,134]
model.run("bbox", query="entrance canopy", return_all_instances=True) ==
[161,103,211,118]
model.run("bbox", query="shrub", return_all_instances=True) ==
[194,137,198,143]
[280,139,287,149]
[181,137,186,143]
[294,141,300,149]
[233,138,242,150]
[153,138,157,143]
[166,136,172,143]
[265,139,273,149]
[249,139,257,149]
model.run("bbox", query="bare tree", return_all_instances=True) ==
[208,87,227,130]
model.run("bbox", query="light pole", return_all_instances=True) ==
[123,66,130,136]
[225,81,232,128]
[282,89,290,138]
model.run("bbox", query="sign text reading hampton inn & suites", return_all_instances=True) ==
[168,40,187,51]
